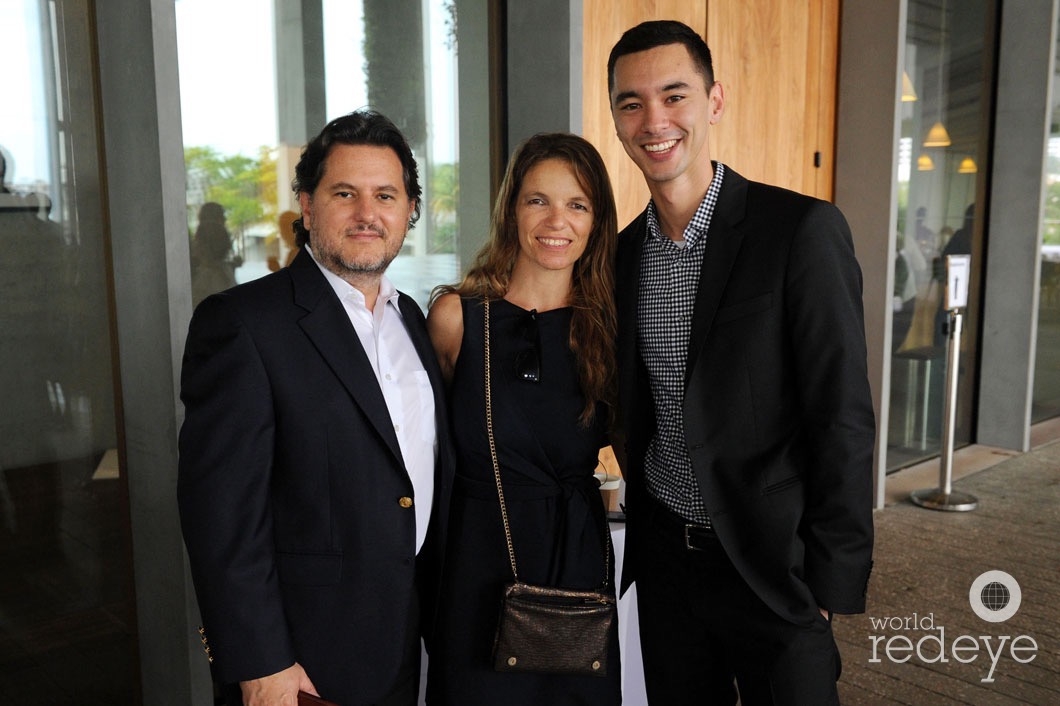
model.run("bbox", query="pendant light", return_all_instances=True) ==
[902,71,918,102]
[924,122,952,148]
[923,0,951,148]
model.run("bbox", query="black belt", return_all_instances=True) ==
[646,495,717,551]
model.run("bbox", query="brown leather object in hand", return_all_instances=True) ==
[298,691,339,706]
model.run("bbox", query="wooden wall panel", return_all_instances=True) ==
[807,0,839,198]
[706,0,839,198]
[580,0,838,230]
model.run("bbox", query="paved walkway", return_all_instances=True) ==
[833,439,1060,704]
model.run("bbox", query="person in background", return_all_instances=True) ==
[893,233,917,351]
[914,205,938,264]
[607,20,875,705]
[424,132,621,705]
[268,209,301,271]
[190,201,242,306]
[178,109,454,706]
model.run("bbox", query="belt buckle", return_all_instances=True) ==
[684,524,703,551]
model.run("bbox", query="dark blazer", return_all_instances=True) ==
[615,166,875,625]
[177,249,454,705]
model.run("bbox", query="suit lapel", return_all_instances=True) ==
[289,252,405,465]
[685,169,749,386]
[616,211,649,433]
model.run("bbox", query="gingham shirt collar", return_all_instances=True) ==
[644,162,725,247]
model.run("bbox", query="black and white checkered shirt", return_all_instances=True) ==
[637,162,726,524]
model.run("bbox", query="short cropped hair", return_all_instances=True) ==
[607,20,715,96]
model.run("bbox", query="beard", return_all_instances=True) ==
[312,225,406,281]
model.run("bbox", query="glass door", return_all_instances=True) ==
[888,0,996,470]
[0,0,138,701]
[1032,19,1060,423]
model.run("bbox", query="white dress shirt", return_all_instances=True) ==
[308,248,437,552]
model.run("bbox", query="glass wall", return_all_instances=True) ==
[0,0,138,702]
[888,0,995,470]
[176,0,461,310]
[1033,18,1060,423]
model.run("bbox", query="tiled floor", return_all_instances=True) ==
[835,434,1060,704]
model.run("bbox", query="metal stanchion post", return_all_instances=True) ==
[910,307,978,511]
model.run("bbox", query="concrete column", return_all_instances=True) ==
[456,1,494,268]
[275,0,326,146]
[835,1,906,508]
[977,0,1060,450]
[94,0,212,702]
[505,0,580,153]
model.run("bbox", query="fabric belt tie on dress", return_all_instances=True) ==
[454,472,601,501]
[454,472,609,582]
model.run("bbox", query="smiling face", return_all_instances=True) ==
[513,158,594,275]
[610,42,724,193]
[298,143,415,287]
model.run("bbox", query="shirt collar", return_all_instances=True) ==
[306,245,399,310]
[645,162,726,246]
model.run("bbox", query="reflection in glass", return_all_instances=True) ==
[177,0,460,310]
[191,202,243,306]
[888,0,994,471]
[0,0,136,701]
[1032,22,1060,423]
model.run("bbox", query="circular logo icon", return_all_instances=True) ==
[969,570,1021,622]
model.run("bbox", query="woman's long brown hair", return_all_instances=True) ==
[431,132,618,425]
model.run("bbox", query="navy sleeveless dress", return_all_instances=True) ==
[426,297,621,705]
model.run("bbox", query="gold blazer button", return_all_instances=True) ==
[398,496,413,509]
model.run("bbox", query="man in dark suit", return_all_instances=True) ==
[607,21,875,705]
[178,110,453,706]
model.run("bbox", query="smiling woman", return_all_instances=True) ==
[514,158,594,275]
[424,133,620,704]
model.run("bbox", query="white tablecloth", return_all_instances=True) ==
[611,521,649,705]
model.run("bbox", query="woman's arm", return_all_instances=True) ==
[426,292,464,384]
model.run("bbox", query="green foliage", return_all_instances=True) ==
[184,145,278,238]
[429,162,458,253]
[443,0,457,52]
[1045,179,1060,245]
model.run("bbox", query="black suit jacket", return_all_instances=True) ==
[615,167,875,624]
[177,250,454,704]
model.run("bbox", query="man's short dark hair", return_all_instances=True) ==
[291,109,422,246]
[607,20,715,96]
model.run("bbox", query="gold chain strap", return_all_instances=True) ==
[484,297,520,581]
[482,297,610,587]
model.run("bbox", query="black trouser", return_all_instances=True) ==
[634,497,840,706]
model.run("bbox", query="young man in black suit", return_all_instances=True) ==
[178,110,453,706]
[608,20,875,705]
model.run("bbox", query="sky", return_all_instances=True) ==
[0,0,50,187]
[0,0,457,189]
[174,0,279,156]
[174,0,457,161]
